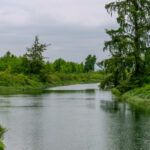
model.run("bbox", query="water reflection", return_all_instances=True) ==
[45,89,96,94]
[100,100,150,150]
[101,100,121,113]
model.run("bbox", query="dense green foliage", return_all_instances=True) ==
[0,53,100,87]
[99,0,150,92]
[0,36,100,89]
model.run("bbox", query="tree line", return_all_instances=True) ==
[0,36,97,85]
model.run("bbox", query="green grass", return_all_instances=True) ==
[119,84,150,113]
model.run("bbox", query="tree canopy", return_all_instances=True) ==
[99,0,150,90]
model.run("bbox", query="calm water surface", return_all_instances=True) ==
[0,83,150,150]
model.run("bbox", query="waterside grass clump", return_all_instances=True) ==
[111,85,150,113]
[0,126,6,150]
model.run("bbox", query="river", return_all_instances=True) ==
[0,83,150,150]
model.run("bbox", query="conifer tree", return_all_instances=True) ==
[26,36,50,74]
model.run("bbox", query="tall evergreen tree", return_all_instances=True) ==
[25,36,50,74]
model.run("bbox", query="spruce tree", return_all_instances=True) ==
[26,36,50,74]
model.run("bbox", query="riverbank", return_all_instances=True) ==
[0,73,103,95]
[112,85,150,113]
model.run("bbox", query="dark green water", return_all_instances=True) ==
[0,83,150,150]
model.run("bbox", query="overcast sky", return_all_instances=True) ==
[0,0,116,62]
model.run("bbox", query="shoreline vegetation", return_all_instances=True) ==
[0,72,104,95]
[112,86,150,113]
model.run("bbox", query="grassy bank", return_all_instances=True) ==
[0,72,103,95]
[112,85,150,113]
